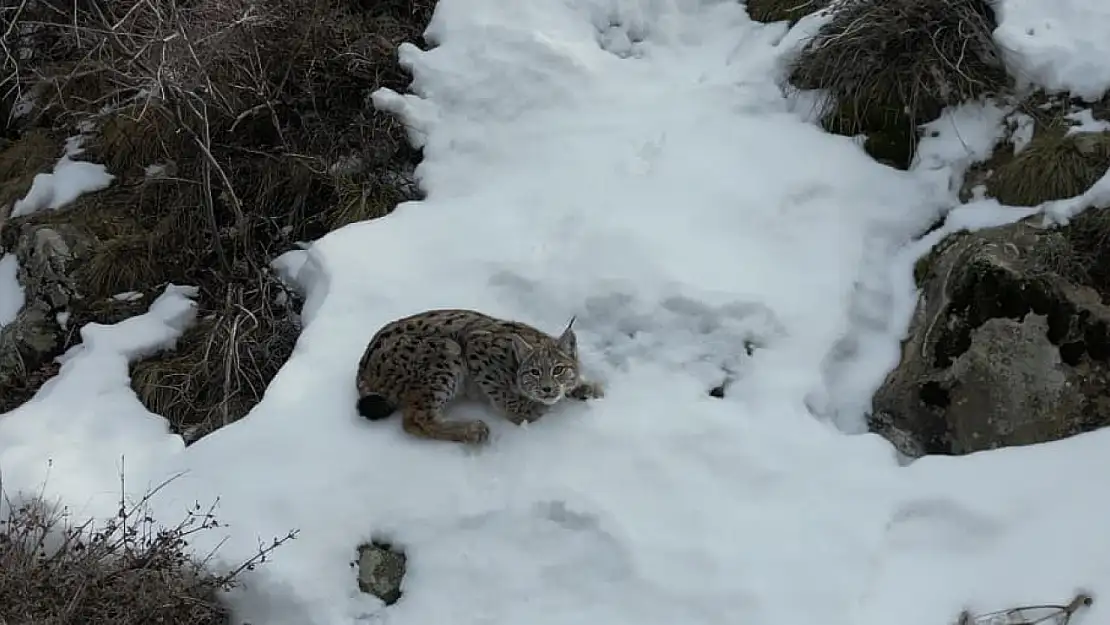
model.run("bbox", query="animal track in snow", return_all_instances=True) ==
[487,270,784,394]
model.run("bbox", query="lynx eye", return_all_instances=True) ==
[528,368,541,377]
[552,365,566,375]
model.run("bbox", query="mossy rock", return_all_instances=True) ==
[862,127,918,170]
[871,218,1110,459]
[913,230,967,288]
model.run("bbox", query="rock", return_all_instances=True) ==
[15,224,91,307]
[870,216,1110,458]
[0,222,94,409]
[356,541,406,606]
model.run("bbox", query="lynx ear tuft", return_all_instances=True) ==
[556,317,577,356]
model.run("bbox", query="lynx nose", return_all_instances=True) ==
[541,385,553,393]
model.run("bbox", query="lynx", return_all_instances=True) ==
[355,308,605,445]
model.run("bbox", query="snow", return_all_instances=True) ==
[1009,111,1036,153]
[1042,168,1110,225]
[0,253,24,328]
[1065,108,1110,135]
[10,135,114,219]
[911,100,1010,200]
[995,0,1110,101]
[1,1,1110,625]
[0,285,196,507]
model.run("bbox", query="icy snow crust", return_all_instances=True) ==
[3,1,1110,624]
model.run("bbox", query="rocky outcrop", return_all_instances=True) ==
[356,541,406,606]
[0,223,95,411]
[870,216,1110,458]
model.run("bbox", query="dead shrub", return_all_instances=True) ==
[0,477,296,624]
[745,0,831,25]
[130,268,301,444]
[787,0,1010,164]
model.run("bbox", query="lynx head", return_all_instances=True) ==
[511,317,579,405]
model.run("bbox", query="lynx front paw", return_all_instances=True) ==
[464,420,491,445]
[568,380,605,401]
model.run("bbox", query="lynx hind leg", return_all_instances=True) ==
[400,338,490,445]
[402,400,490,445]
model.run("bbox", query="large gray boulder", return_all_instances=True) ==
[870,216,1110,458]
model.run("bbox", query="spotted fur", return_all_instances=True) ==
[355,309,604,445]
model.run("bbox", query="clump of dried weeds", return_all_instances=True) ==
[786,0,1010,167]
[0,474,297,624]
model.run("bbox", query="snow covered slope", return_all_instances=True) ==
[2,1,1110,625]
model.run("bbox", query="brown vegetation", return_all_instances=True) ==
[959,92,1110,210]
[787,0,1010,168]
[744,0,831,25]
[0,478,295,624]
[0,0,434,435]
[985,129,1110,207]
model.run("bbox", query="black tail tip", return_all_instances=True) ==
[357,394,397,421]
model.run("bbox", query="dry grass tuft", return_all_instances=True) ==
[130,269,301,443]
[1027,231,1092,287]
[81,235,162,299]
[0,476,296,624]
[984,129,1110,207]
[0,130,61,218]
[788,0,1010,152]
[745,0,831,25]
[330,170,420,230]
[0,359,62,414]
[1062,208,1110,300]
[91,105,190,177]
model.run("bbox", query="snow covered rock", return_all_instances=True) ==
[870,216,1110,458]
[356,541,406,606]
